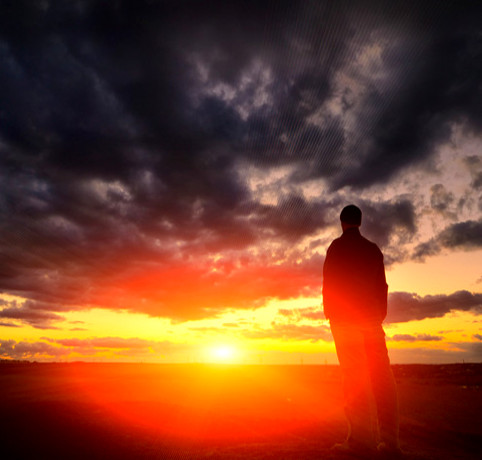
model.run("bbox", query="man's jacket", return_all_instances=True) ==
[323,227,388,323]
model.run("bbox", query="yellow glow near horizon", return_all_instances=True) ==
[1,276,481,363]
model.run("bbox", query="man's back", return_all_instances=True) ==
[324,205,400,454]
[323,227,387,323]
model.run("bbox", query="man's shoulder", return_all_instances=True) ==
[360,233,381,249]
[329,231,382,255]
[328,235,343,245]
[327,235,343,252]
[360,236,384,261]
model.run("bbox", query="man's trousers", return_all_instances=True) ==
[330,321,399,449]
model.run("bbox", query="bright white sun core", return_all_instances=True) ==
[207,344,239,363]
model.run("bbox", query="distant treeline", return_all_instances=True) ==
[0,359,35,364]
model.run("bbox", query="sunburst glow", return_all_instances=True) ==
[207,345,239,363]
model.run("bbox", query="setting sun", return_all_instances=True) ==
[207,345,239,363]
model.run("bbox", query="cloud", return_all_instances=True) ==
[0,322,20,328]
[448,341,482,361]
[386,290,482,323]
[250,195,329,242]
[413,219,482,260]
[472,172,482,189]
[278,306,325,321]
[438,220,482,248]
[111,254,325,320]
[387,343,482,364]
[430,184,455,214]
[388,334,443,342]
[0,300,65,329]
[243,323,332,343]
[331,3,482,189]
[0,337,191,361]
[47,336,177,352]
[0,195,414,322]
[356,199,417,257]
[0,339,68,360]
[0,1,481,324]
[473,334,482,341]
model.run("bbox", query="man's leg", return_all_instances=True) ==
[330,322,376,449]
[364,323,400,450]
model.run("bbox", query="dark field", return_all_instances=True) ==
[1,362,481,459]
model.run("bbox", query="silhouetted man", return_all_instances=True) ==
[323,205,400,455]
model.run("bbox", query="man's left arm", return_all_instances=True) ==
[376,252,388,320]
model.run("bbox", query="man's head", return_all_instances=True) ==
[340,205,362,230]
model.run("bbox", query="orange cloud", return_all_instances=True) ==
[95,256,324,320]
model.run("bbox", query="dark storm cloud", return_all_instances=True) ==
[472,172,482,190]
[333,1,482,189]
[359,199,416,249]
[1,1,481,321]
[439,220,482,248]
[386,290,482,323]
[430,184,455,213]
[251,195,329,242]
[413,219,482,260]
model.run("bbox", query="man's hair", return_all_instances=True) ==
[340,204,362,225]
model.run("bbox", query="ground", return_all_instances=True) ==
[1,362,481,459]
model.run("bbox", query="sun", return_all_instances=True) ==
[207,344,239,363]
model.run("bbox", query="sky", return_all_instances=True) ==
[0,0,481,364]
